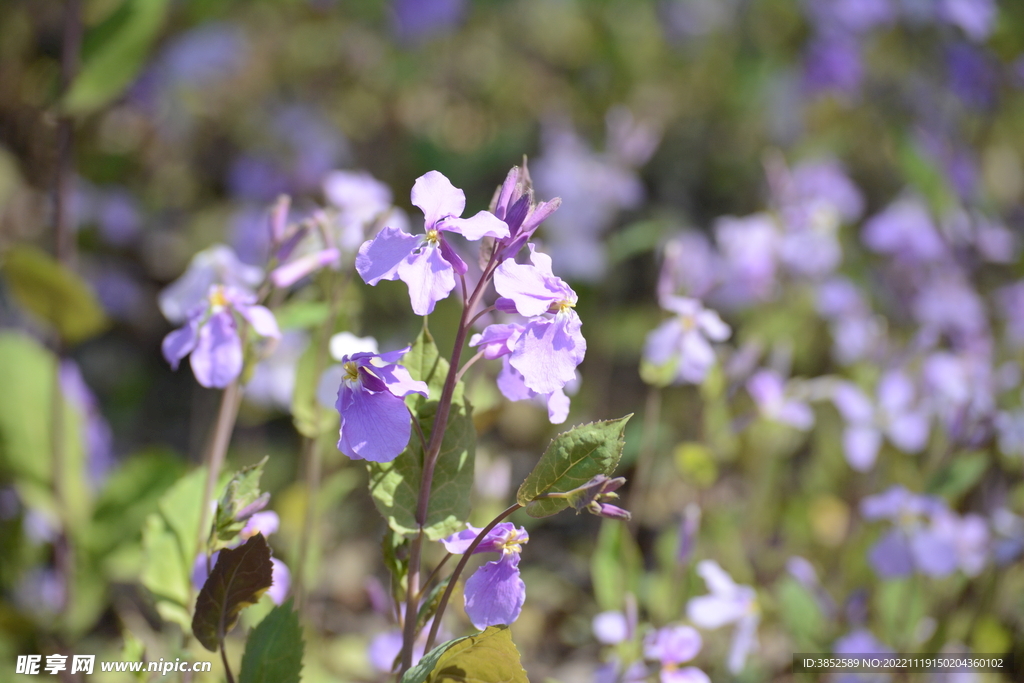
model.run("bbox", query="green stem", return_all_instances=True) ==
[194,381,242,569]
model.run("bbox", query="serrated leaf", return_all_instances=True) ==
[368,327,474,541]
[401,626,528,683]
[517,416,632,517]
[2,245,109,344]
[239,599,305,683]
[192,533,274,652]
[63,0,171,114]
[214,456,270,544]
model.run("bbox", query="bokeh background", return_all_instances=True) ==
[1,0,1024,681]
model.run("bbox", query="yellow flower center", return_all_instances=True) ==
[679,314,697,332]
[425,229,441,245]
[556,299,576,313]
[499,529,524,554]
[343,361,360,382]
[208,286,228,309]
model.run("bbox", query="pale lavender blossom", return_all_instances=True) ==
[657,232,719,303]
[59,360,114,487]
[593,611,630,645]
[488,164,561,262]
[996,282,1024,347]
[747,370,815,430]
[162,285,281,389]
[158,245,264,324]
[803,30,864,95]
[489,246,586,395]
[332,349,428,462]
[807,0,896,34]
[440,523,529,629]
[316,333,380,408]
[816,277,885,364]
[643,625,710,683]
[356,171,508,315]
[831,372,931,471]
[686,560,758,674]
[643,296,731,385]
[392,0,466,43]
[994,410,1024,459]
[245,330,310,412]
[833,629,893,683]
[862,197,946,263]
[922,351,995,436]
[938,0,997,42]
[323,170,408,253]
[912,272,988,344]
[712,213,779,307]
[946,43,998,110]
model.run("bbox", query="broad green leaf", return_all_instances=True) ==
[2,246,109,344]
[239,599,305,683]
[401,626,528,683]
[776,577,824,649]
[0,332,89,524]
[291,341,339,438]
[214,456,270,545]
[368,327,474,540]
[63,0,171,114]
[517,416,631,517]
[192,533,274,652]
[590,519,642,612]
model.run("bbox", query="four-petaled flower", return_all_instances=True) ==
[333,349,428,463]
[440,522,529,629]
[686,560,759,675]
[643,296,730,385]
[357,171,508,315]
[162,284,281,388]
[643,625,710,683]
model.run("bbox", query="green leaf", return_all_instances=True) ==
[367,327,474,541]
[517,416,632,517]
[192,533,274,652]
[590,519,642,612]
[214,456,270,545]
[776,577,823,648]
[401,626,528,683]
[239,599,305,683]
[2,245,109,344]
[273,300,331,330]
[927,452,988,500]
[63,0,171,114]
[291,341,339,438]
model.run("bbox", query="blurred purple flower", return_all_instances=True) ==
[59,360,115,487]
[687,560,758,674]
[644,296,731,385]
[946,43,998,109]
[158,245,264,324]
[323,169,406,253]
[831,372,931,471]
[643,625,710,683]
[861,197,946,262]
[996,282,1024,347]
[783,158,865,223]
[803,31,864,95]
[95,188,142,247]
[273,106,348,192]
[357,170,508,315]
[228,156,292,203]
[159,23,248,90]
[938,0,997,42]
[657,232,719,303]
[392,0,467,43]
[593,611,630,645]
[230,204,274,267]
[332,349,428,462]
[816,277,885,365]
[712,213,779,307]
[245,330,310,412]
[162,284,281,388]
[833,629,893,683]
[807,0,896,33]
[677,503,702,565]
[747,369,815,430]
[913,272,988,344]
[440,523,529,629]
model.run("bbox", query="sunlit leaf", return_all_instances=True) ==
[192,533,274,652]
[239,599,304,683]
[213,456,269,545]
[401,626,528,683]
[517,416,631,517]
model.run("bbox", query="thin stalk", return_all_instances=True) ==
[220,642,235,683]
[398,256,499,675]
[408,405,428,452]
[417,553,452,601]
[194,382,242,564]
[454,350,485,384]
[424,503,520,653]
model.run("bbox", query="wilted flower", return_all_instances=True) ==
[357,170,508,315]
[687,560,759,674]
[162,285,281,388]
[440,523,529,629]
[332,348,428,463]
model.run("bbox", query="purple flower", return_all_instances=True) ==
[816,278,885,365]
[712,213,779,307]
[643,296,731,385]
[861,197,946,262]
[162,285,281,389]
[191,510,291,605]
[677,503,702,565]
[593,611,630,645]
[747,370,815,430]
[686,560,758,674]
[333,349,428,462]
[489,246,587,395]
[996,282,1024,346]
[831,372,930,471]
[158,245,264,324]
[392,0,467,43]
[946,43,998,109]
[323,170,406,253]
[807,0,896,34]
[59,360,114,487]
[803,30,864,95]
[356,171,508,315]
[489,164,561,262]
[643,625,709,683]
[657,232,719,303]
[939,0,997,42]
[245,330,309,411]
[440,523,529,629]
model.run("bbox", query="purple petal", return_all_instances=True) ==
[411,170,466,228]
[662,667,711,683]
[493,252,571,316]
[463,554,526,629]
[844,425,882,471]
[643,319,683,366]
[162,317,200,370]
[727,614,758,674]
[235,303,281,339]
[545,387,570,424]
[868,530,915,578]
[396,244,457,316]
[368,631,403,674]
[832,382,874,423]
[470,324,523,360]
[267,558,290,605]
[886,411,930,452]
[336,386,412,463]
[438,237,468,275]
[439,523,519,555]
[190,311,243,388]
[910,528,958,577]
[496,358,534,402]
[241,511,280,538]
[271,248,341,288]
[372,363,429,399]
[593,611,629,645]
[509,313,586,395]
[356,226,419,285]
[442,211,510,240]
